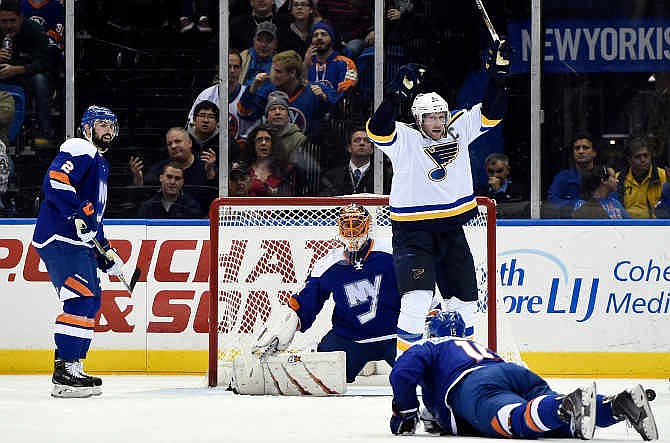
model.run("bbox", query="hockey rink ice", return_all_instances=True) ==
[0,375,667,442]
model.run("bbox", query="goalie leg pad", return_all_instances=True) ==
[232,351,346,396]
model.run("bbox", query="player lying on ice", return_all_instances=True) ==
[232,203,402,394]
[389,311,659,440]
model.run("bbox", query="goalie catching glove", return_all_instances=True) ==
[253,303,300,356]
[96,239,125,276]
[389,63,427,100]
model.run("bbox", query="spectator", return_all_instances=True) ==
[229,160,251,197]
[129,127,217,187]
[246,124,292,196]
[317,0,373,59]
[187,100,219,154]
[654,182,670,219]
[547,135,597,209]
[616,138,668,218]
[178,0,213,33]
[188,49,253,145]
[304,21,358,105]
[319,126,378,195]
[230,0,285,52]
[0,90,14,145]
[476,153,526,202]
[0,0,52,147]
[277,0,321,55]
[573,165,628,219]
[239,21,278,89]
[137,163,204,219]
[238,49,334,137]
[264,90,307,168]
[20,0,64,70]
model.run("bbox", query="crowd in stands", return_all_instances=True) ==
[0,0,668,221]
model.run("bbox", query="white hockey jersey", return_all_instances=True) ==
[367,103,500,223]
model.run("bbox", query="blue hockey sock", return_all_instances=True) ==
[509,395,564,438]
[596,394,620,427]
[54,297,97,360]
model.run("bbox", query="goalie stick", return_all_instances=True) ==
[92,238,141,294]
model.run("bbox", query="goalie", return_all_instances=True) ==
[253,203,401,384]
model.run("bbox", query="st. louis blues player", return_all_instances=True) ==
[254,203,401,383]
[32,106,124,398]
[389,311,659,440]
[366,41,511,356]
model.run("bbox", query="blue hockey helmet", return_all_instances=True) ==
[427,311,466,338]
[80,105,118,140]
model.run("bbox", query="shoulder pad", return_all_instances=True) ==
[59,138,97,158]
[311,247,345,278]
[371,237,393,255]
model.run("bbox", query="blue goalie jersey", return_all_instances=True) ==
[390,337,504,435]
[292,238,400,342]
[32,138,109,248]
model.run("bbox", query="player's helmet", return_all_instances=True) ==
[427,311,466,338]
[80,105,119,143]
[338,203,371,263]
[411,92,449,139]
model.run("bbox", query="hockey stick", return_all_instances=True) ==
[91,238,141,294]
[474,0,510,67]
[474,0,499,42]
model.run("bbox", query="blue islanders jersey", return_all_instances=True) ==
[291,238,400,342]
[390,337,504,435]
[32,138,109,248]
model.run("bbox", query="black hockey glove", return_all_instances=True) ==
[96,239,124,276]
[390,400,419,435]
[486,38,511,79]
[388,63,427,100]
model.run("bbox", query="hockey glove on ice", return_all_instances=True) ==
[390,400,419,435]
[486,38,511,79]
[73,200,98,243]
[389,63,427,100]
[96,239,125,276]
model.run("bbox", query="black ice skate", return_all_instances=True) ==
[610,384,658,440]
[52,359,95,398]
[74,361,102,396]
[558,382,596,440]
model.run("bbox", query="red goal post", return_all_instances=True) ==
[208,196,501,388]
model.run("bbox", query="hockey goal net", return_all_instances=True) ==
[208,196,519,387]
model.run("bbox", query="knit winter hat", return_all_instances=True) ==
[265,90,289,115]
[312,21,336,42]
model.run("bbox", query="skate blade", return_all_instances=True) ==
[630,385,659,441]
[579,382,597,440]
[51,384,93,398]
[91,386,102,396]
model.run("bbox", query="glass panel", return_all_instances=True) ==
[540,0,669,219]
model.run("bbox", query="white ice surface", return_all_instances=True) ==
[0,375,667,442]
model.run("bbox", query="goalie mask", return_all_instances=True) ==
[427,311,466,338]
[338,203,371,264]
[80,105,119,153]
[411,92,449,140]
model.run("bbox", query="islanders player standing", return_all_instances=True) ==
[32,106,124,398]
[366,42,510,356]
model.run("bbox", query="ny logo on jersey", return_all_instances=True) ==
[424,141,459,181]
[344,275,382,324]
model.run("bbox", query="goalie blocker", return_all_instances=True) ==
[231,351,347,396]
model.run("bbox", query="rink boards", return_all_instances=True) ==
[0,218,669,378]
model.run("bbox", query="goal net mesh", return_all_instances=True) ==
[209,196,521,387]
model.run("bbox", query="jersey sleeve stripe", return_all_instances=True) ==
[366,119,397,145]
[49,170,71,185]
[56,313,95,328]
[64,276,94,297]
[48,179,76,193]
[481,114,502,128]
